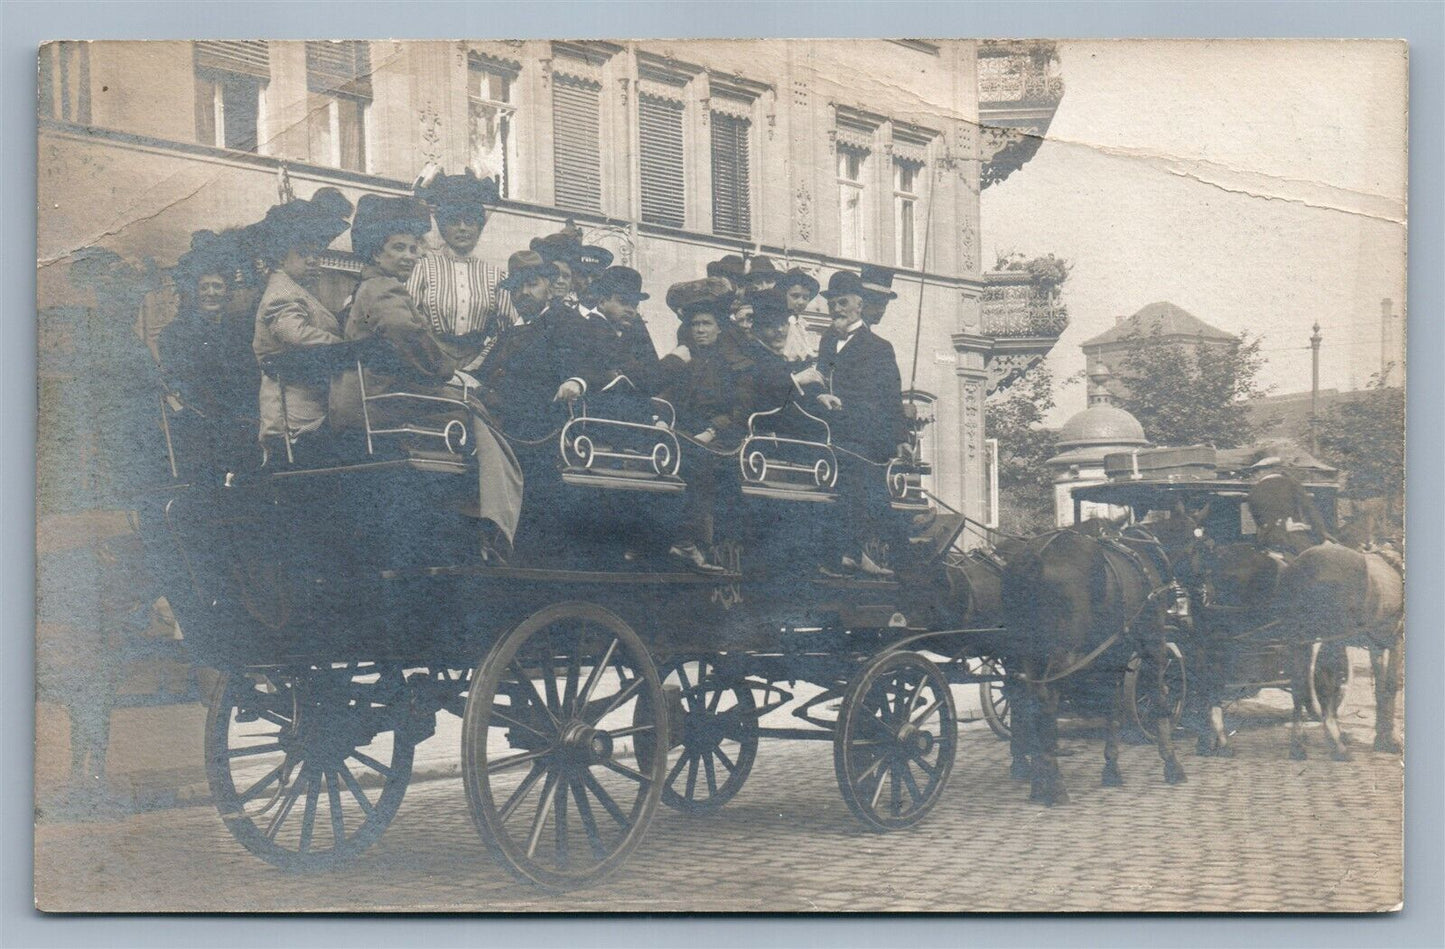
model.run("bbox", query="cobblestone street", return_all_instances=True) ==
[35,665,1402,914]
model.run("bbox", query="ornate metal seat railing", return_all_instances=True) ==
[259,338,475,474]
[886,454,933,512]
[559,376,685,493]
[738,400,838,502]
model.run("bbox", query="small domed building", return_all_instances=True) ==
[1046,366,1149,526]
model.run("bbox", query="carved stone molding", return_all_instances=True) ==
[419,101,443,163]
[794,184,813,243]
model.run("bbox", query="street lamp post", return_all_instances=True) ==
[1310,322,1323,455]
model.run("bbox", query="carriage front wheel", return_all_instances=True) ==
[834,650,956,832]
[1124,642,1187,743]
[204,663,416,871]
[645,656,759,814]
[976,658,1011,741]
[462,602,667,890]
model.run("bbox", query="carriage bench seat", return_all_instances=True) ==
[558,377,685,494]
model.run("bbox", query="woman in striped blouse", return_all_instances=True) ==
[407,168,515,372]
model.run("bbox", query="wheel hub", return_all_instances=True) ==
[895,723,934,756]
[560,721,613,764]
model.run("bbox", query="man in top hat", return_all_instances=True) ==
[252,187,353,454]
[858,263,898,326]
[811,270,909,578]
[408,167,515,372]
[658,278,756,574]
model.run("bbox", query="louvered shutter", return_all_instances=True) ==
[552,75,602,213]
[638,94,685,228]
[305,41,372,99]
[711,113,751,239]
[194,41,270,80]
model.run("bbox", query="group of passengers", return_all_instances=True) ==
[158,168,912,578]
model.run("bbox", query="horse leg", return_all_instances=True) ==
[1372,636,1403,753]
[1317,642,1351,761]
[1289,645,1310,761]
[1150,643,1186,784]
[1208,704,1233,757]
[1028,680,1069,806]
[1102,672,1125,787]
[1006,674,1032,781]
[1191,648,1231,757]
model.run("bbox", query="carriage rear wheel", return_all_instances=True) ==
[462,602,666,890]
[204,664,415,871]
[646,657,759,813]
[834,650,956,832]
[976,658,1011,741]
[1124,642,1187,742]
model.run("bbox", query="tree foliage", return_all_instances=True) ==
[1114,328,1269,448]
[986,364,1063,534]
[1315,373,1404,502]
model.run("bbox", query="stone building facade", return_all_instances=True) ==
[37,39,1064,526]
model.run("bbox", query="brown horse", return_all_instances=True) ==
[1274,542,1404,759]
[1001,525,1189,805]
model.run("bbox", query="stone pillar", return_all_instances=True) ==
[952,332,992,544]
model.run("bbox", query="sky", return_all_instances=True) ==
[980,40,1408,426]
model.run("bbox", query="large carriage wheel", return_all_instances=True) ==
[645,657,759,814]
[204,664,415,871]
[1124,642,1187,742]
[975,658,1012,741]
[462,602,666,890]
[834,650,956,832]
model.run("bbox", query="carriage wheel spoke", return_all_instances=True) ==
[908,750,940,779]
[664,749,691,788]
[570,780,608,860]
[600,757,649,785]
[898,760,925,805]
[889,763,904,816]
[591,675,645,724]
[524,770,561,859]
[562,638,583,717]
[337,764,374,817]
[580,771,632,829]
[856,750,889,785]
[906,677,932,718]
[867,763,890,812]
[325,770,346,846]
[713,745,738,774]
[706,678,726,714]
[263,778,304,841]
[349,750,392,778]
[605,723,655,739]
[256,710,293,729]
[497,763,547,825]
[702,752,718,795]
[298,770,320,854]
[489,706,551,742]
[910,698,944,727]
[577,638,619,709]
[489,747,551,774]
[236,762,286,803]
[554,776,570,868]
[540,651,564,721]
[684,754,699,799]
[227,741,284,759]
[511,660,560,729]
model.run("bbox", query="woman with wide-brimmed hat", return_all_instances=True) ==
[408,166,515,371]
[251,187,353,452]
[157,230,260,481]
[331,193,523,561]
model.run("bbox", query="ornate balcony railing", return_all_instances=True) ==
[977,41,1064,189]
[981,270,1069,339]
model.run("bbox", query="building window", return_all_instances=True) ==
[837,145,870,261]
[38,42,90,124]
[894,160,925,268]
[710,111,752,239]
[552,74,603,213]
[468,56,517,198]
[194,41,269,153]
[639,93,686,228]
[305,41,371,172]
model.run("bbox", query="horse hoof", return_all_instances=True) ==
[1165,763,1188,785]
[1289,746,1308,761]
[1214,744,1235,759]
[1330,749,1352,763]
[1374,737,1402,754]
[1101,768,1124,788]
[1010,760,1032,782]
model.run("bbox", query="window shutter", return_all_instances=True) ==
[710,113,751,239]
[195,41,270,80]
[638,94,685,228]
[306,41,372,99]
[552,74,603,213]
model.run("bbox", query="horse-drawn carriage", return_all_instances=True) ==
[147,340,1007,889]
